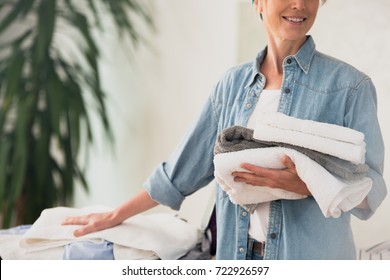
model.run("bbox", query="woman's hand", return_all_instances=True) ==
[62,190,159,237]
[231,155,311,196]
[62,211,122,237]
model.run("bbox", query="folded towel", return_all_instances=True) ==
[213,147,372,218]
[19,206,201,260]
[258,112,365,145]
[253,113,366,164]
[0,234,63,260]
[215,126,369,180]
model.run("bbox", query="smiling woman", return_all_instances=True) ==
[58,0,388,260]
[0,0,388,263]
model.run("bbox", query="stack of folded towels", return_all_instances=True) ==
[213,112,372,218]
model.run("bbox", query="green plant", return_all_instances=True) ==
[0,0,152,228]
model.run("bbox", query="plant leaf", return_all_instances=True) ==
[0,136,12,209]
[35,0,56,65]
[0,0,27,33]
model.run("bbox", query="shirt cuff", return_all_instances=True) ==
[143,163,185,211]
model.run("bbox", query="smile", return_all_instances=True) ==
[284,17,306,23]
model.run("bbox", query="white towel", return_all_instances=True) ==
[215,167,306,204]
[19,206,201,260]
[213,147,372,218]
[258,112,365,144]
[253,112,366,164]
[0,234,63,260]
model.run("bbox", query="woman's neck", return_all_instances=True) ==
[261,36,306,89]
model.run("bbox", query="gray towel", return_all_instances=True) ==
[214,126,368,181]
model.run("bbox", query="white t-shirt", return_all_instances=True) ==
[246,89,281,242]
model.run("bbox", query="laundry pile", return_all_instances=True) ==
[0,206,201,260]
[213,112,372,218]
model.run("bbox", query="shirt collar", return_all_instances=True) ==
[293,35,316,74]
[247,36,316,88]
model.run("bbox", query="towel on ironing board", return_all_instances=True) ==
[19,206,201,260]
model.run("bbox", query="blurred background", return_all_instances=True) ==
[1,0,389,253]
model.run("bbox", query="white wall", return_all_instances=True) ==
[76,0,390,249]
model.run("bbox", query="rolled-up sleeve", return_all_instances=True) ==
[345,77,387,219]
[144,93,219,211]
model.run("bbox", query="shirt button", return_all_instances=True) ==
[270,233,277,239]
[284,88,291,94]
[245,103,252,109]
[287,58,292,64]
[239,247,245,253]
[242,211,247,217]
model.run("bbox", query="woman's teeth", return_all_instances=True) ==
[286,17,305,22]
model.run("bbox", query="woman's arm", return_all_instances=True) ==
[62,190,158,237]
[344,77,387,218]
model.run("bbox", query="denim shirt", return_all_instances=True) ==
[144,36,387,260]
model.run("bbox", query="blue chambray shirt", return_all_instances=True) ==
[144,36,387,260]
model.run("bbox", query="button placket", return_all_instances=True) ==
[278,63,294,114]
[264,200,283,260]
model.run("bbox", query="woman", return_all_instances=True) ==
[63,0,387,259]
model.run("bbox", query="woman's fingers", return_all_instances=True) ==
[73,225,94,237]
[232,164,276,187]
[231,155,311,195]
[62,212,118,237]
[62,215,89,226]
[281,155,297,172]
